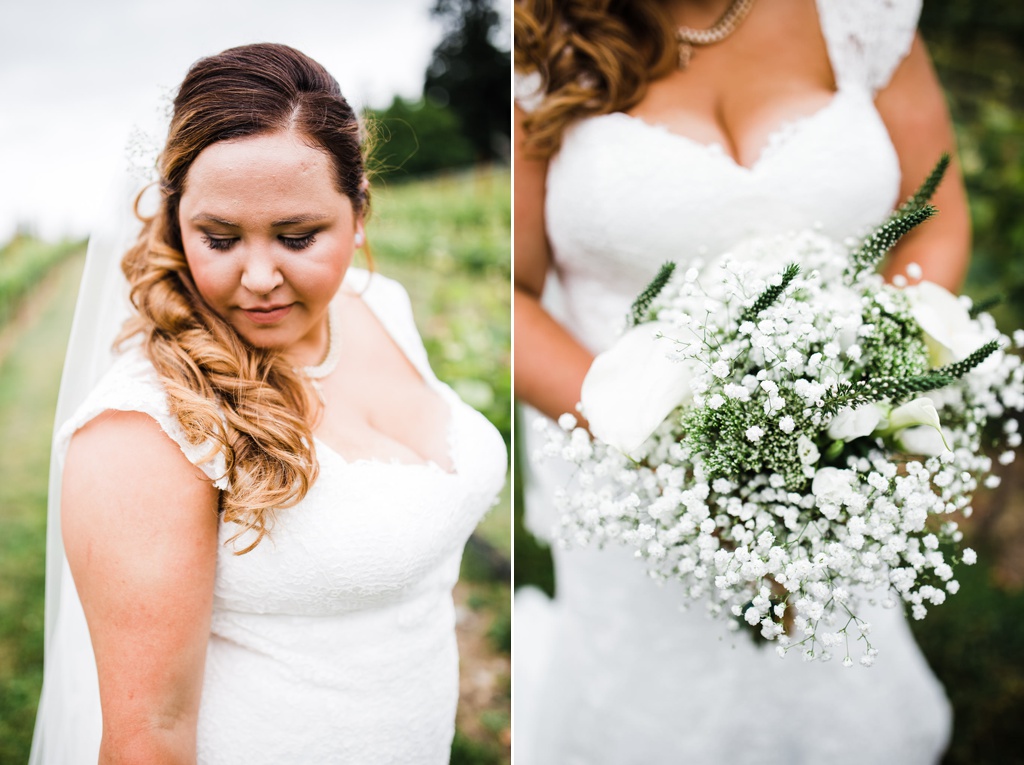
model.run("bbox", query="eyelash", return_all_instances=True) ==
[281,233,317,251]
[200,234,318,252]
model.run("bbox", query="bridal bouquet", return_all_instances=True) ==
[540,158,1024,665]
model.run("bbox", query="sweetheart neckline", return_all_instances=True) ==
[591,87,856,173]
[312,388,461,478]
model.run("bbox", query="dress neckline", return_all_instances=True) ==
[605,0,843,173]
[601,87,850,174]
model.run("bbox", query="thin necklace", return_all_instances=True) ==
[676,0,756,69]
[299,302,341,403]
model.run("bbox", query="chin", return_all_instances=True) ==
[235,325,294,352]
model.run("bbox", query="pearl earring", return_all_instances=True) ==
[354,232,364,247]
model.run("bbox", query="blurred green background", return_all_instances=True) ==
[513,6,1024,765]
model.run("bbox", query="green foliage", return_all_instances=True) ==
[0,236,81,326]
[426,0,510,163]
[935,340,1001,378]
[512,414,555,597]
[681,394,809,491]
[922,27,1024,331]
[629,261,675,326]
[969,294,1003,318]
[910,547,1024,765]
[0,251,83,763]
[369,167,510,445]
[898,153,950,215]
[823,374,955,414]
[825,339,999,414]
[365,97,476,180]
[739,263,800,324]
[451,730,505,765]
[849,206,936,276]
[857,295,931,380]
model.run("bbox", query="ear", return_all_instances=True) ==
[354,217,366,248]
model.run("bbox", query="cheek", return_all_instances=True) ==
[183,247,235,308]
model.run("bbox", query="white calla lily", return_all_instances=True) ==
[895,425,949,457]
[889,396,940,430]
[827,403,887,441]
[580,321,693,457]
[904,280,985,366]
[887,397,950,452]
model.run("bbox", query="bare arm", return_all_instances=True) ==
[876,34,971,292]
[62,410,220,765]
[514,105,595,423]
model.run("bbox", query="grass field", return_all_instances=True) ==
[0,166,511,763]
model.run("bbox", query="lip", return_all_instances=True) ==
[241,303,294,324]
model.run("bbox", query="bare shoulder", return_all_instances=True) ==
[63,409,220,551]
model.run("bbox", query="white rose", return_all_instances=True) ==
[827,403,887,441]
[904,281,986,366]
[580,321,694,456]
[811,467,857,503]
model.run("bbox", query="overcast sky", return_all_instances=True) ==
[0,0,503,242]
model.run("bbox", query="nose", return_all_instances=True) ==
[239,246,284,296]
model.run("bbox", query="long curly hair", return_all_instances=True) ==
[118,43,370,553]
[515,0,678,158]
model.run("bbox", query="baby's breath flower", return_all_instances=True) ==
[545,220,1022,667]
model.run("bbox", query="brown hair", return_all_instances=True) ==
[119,43,369,552]
[515,0,678,158]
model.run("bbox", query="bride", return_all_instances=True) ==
[514,0,970,762]
[31,42,507,763]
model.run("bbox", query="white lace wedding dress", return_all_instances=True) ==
[31,268,507,764]
[515,1,953,763]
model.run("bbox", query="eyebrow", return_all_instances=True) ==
[189,213,331,227]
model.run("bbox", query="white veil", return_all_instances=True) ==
[30,123,163,764]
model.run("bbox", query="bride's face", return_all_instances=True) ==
[178,129,363,365]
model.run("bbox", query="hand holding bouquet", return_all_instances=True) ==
[540,158,1024,665]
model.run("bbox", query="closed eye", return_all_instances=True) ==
[280,233,317,251]
[201,234,236,252]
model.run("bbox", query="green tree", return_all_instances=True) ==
[366,96,475,180]
[425,0,510,162]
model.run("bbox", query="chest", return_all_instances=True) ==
[632,0,835,169]
[210,396,507,617]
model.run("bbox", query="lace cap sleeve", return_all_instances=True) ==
[56,345,230,490]
[817,0,922,95]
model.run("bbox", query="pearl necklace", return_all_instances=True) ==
[676,0,756,69]
[299,302,341,403]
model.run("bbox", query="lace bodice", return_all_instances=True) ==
[528,0,922,354]
[38,270,507,764]
[516,2,952,764]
